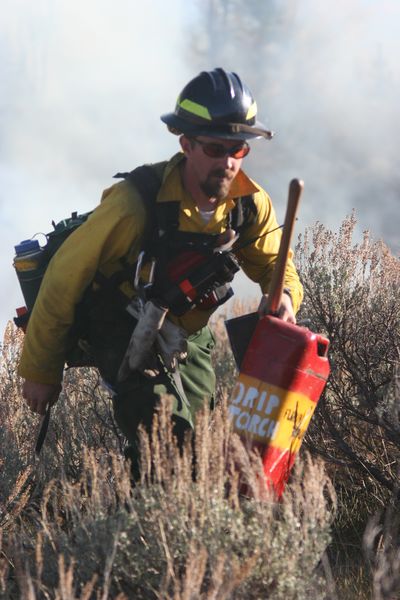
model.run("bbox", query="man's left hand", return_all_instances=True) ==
[258,292,296,324]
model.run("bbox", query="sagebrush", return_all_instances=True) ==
[1,214,399,599]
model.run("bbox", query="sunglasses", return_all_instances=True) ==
[193,138,250,159]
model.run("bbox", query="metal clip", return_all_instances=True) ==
[134,251,156,291]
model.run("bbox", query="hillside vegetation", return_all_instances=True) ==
[1,215,399,599]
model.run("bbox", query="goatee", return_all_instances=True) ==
[200,169,233,200]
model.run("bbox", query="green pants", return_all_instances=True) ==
[113,327,215,473]
[88,301,216,475]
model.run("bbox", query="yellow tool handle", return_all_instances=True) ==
[265,178,304,315]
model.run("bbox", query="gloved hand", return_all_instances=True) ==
[156,318,188,371]
[117,300,168,382]
[117,299,188,381]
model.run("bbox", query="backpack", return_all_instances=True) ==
[13,164,257,331]
[13,211,93,330]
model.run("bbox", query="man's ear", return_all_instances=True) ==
[179,135,192,155]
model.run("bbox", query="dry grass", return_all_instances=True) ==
[0,323,335,599]
[1,214,399,598]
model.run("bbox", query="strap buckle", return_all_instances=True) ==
[134,251,156,292]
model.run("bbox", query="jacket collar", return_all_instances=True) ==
[159,152,259,204]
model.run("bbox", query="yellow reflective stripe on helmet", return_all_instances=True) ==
[246,101,257,121]
[179,99,212,120]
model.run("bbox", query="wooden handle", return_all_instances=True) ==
[265,178,304,314]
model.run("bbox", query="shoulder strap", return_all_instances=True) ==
[114,167,258,248]
[114,164,192,251]
[114,164,174,249]
[229,194,258,232]
[114,164,162,207]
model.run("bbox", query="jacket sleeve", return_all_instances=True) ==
[18,181,147,385]
[236,187,303,313]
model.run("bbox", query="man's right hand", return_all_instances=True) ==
[22,380,62,415]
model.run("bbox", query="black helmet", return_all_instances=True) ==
[161,68,273,141]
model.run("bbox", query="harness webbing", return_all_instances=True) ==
[113,165,258,250]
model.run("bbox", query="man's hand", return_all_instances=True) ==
[22,380,62,415]
[117,300,169,382]
[258,292,296,324]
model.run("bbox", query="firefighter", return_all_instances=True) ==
[19,68,303,474]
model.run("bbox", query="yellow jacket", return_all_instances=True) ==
[18,152,303,385]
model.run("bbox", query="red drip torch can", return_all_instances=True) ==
[228,315,330,497]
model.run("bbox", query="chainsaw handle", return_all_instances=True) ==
[265,178,304,315]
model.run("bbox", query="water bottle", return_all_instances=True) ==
[13,239,46,311]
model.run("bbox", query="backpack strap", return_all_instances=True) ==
[152,202,180,243]
[229,194,258,233]
[114,167,258,252]
[114,165,166,249]
[114,164,163,195]
[114,166,218,253]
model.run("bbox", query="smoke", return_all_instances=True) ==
[0,0,190,335]
[1,0,399,336]
[272,0,400,243]
[188,0,400,247]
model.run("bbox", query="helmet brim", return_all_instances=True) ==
[160,113,273,141]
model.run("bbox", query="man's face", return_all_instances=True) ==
[180,135,249,200]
